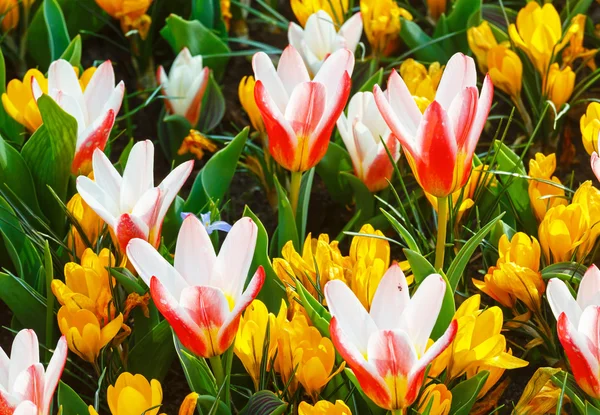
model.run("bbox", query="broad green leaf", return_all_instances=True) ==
[239,391,287,415]
[43,0,71,61]
[274,176,299,253]
[444,0,481,52]
[157,113,192,161]
[0,272,46,340]
[586,402,600,415]
[541,262,588,281]
[399,18,450,62]
[197,72,226,132]
[449,370,489,415]
[128,320,175,382]
[446,212,505,291]
[358,68,383,93]
[109,267,146,295]
[243,206,285,312]
[197,395,232,415]
[174,333,217,396]
[184,128,248,213]
[191,0,228,39]
[59,35,82,68]
[58,381,88,415]
[160,14,231,80]
[296,280,331,338]
[341,172,375,224]
[0,49,25,146]
[403,249,436,284]
[21,95,77,232]
[315,142,352,204]
[296,168,315,244]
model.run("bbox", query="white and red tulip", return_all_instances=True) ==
[547,265,600,398]
[592,136,600,183]
[157,47,210,127]
[76,140,193,250]
[337,91,400,192]
[288,11,363,76]
[253,45,354,172]
[374,52,493,198]
[126,215,265,358]
[324,264,457,411]
[0,329,67,415]
[32,59,125,175]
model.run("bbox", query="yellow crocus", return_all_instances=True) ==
[221,0,231,30]
[399,59,443,112]
[177,129,218,160]
[290,0,348,26]
[57,306,123,363]
[66,192,105,260]
[94,0,153,38]
[487,45,522,100]
[430,295,528,390]
[298,400,352,415]
[528,153,568,222]
[106,372,164,415]
[508,2,578,76]
[544,63,575,110]
[238,76,265,134]
[89,391,195,415]
[572,181,600,253]
[0,0,19,32]
[2,69,47,132]
[417,384,452,415]
[361,0,412,57]
[467,21,499,73]
[426,0,446,21]
[513,368,566,415]
[234,299,278,390]
[580,102,600,155]
[539,203,592,263]
[563,15,597,70]
[472,233,545,311]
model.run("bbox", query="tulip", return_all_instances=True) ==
[298,400,352,415]
[1,69,46,132]
[487,45,522,100]
[426,0,446,21]
[399,59,443,113]
[324,264,457,411]
[31,60,125,174]
[581,102,600,155]
[94,0,152,38]
[508,2,578,76]
[66,192,105,259]
[238,76,265,133]
[528,153,568,222]
[337,91,399,192]
[157,48,210,127]
[234,300,278,390]
[417,384,452,415]
[592,150,600,183]
[562,14,598,70]
[127,215,265,358]
[76,140,193,250]
[360,0,412,57]
[252,45,354,173]
[106,372,164,415]
[467,21,498,73]
[0,329,68,415]
[291,0,348,27]
[289,11,363,76]
[0,0,18,32]
[538,204,592,263]
[544,63,575,110]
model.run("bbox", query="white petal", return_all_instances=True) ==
[8,330,39,391]
[577,265,600,311]
[252,52,289,114]
[547,278,582,326]
[370,264,410,330]
[277,45,311,97]
[76,176,119,226]
[42,336,67,414]
[120,140,154,213]
[435,53,477,110]
[47,60,85,111]
[83,61,116,122]
[174,215,216,286]
[91,148,122,206]
[13,401,38,415]
[156,160,194,229]
[338,12,363,53]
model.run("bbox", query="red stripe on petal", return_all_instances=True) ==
[0,391,15,415]
[116,213,147,251]
[184,67,210,126]
[363,134,398,192]
[71,109,116,175]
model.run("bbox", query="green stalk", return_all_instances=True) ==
[209,355,229,406]
[434,196,449,271]
[44,241,54,362]
[289,171,303,216]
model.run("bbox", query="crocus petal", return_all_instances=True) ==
[277,45,311,97]
[370,264,410,330]
[126,238,189,298]
[174,214,216,287]
[547,278,582,325]
[120,140,154,213]
[435,53,477,110]
[577,265,600,311]
[9,330,39,389]
[83,60,116,122]
[42,336,67,415]
[252,52,289,114]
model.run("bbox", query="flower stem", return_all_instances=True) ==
[514,94,534,136]
[289,171,303,216]
[390,409,406,415]
[435,196,449,271]
[209,355,229,406]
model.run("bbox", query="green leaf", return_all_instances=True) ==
[0,49,25,146]
[158,114,192,161]
[58,381,89,415]
[21,95,77,232]
[296,168,315,244]
[59,35,82,68]
[198,72,226,132]
[359,68,383,93]
[44,0,71,61]
[340,172,375,224]
[446,212,504,291]
[315,142,352,204]
[274,176,299,254]
[128,320,176,382]
[160,14,231,80]
[403,249,436,284]
[191,0,228,38]
[586,402,600,415]
[399,18,450,62]
[184,128,248,213]
[243,206,285,312]
[296,280,331,338]
[239,391,288,415]
[444,0,481,52]
[109,267,146,295]
[197,395,232,415]
[380,208,419,253]
[541,262,588,282]
[449,370,490,415]
[174,333,218,396]
[0,272,46,340]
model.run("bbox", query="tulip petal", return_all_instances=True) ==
[115,213,149,250]
[72,109,116,174]
[252,52,289,114]
[126,238,188,298]
[447,86,478,149]
[47,60,84,109]
[9,330,39,389]
[325,280,378,354]
[285,81,326,138]
[339,12,363,53]
[76,175,119,227]
[13,401,38,415]
[577,265,600,311]
[313,48,354,115]
[287,22,304,54]
[547,278,581,325]
[213,218,257,298]
[367,329,417,379]
[83,60,116,122]
[0,347,8,387]
[435,53,477,110]
[120,140,154,213]
[175,215,216,286]
[183,67,209,126]
[12,363,43,408]
[399,274,446,356]
[277,45,311,97]
[42,336,67,415]
[370,264,410,330]
[156,160,194,235]
[91,148,122,202]
[592,152,600,183]
[578,306,600,354]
